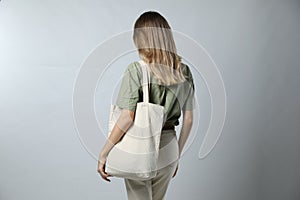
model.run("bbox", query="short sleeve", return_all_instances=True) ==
[115,62,142,111]
[182,65,195,111]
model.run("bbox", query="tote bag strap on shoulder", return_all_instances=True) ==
[138,60,150,103]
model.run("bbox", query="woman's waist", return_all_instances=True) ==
[162,122,175,131]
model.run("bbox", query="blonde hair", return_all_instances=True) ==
[133,11,186,85]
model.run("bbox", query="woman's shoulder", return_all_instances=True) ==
[179,62,193,80]
[124,61,193,84]
[128,60,192,74]
[124,61,142,76]
[124,61,138,70]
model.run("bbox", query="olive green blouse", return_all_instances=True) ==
[116,61,195,126]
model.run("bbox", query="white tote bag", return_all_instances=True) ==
[105,60,165,180]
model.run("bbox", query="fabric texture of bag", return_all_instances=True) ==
[105,60,165,180]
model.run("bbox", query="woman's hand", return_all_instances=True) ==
[172,163,179,178]
[97,154,112,182]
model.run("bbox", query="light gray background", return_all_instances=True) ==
[1,0,300,200]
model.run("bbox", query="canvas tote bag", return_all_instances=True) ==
[105,60,165,180]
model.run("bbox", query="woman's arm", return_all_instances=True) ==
[178,110,193,157]
[172,110,193,178]
[97,109,135,182]
[99,109,135,160]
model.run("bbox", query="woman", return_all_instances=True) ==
[98,11,195,200]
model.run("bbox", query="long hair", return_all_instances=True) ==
[133,11,186,85]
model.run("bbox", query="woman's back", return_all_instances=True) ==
[116,60,195,127]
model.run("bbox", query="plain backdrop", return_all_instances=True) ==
[1,0,300,200]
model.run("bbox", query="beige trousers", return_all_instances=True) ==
[124,129,179,200]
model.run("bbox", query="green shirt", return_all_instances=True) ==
[116,61,195,126]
